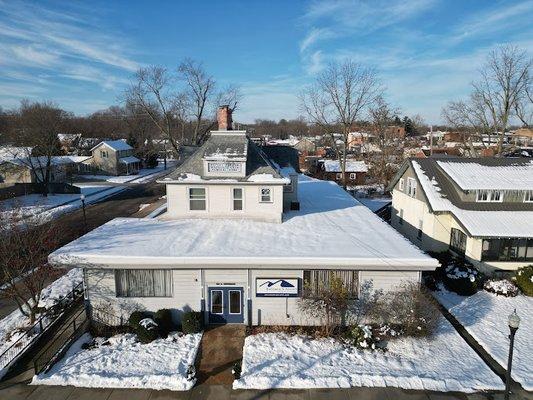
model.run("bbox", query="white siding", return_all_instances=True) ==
[359,270,420,292]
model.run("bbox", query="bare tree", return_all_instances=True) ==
[300,60,381,189]
[18,101,65,197]
[472,45,531,154]
[126,66,186,154]
[514,76,532,127]
[178,59,216,144]
[0,215,61,324]
[369,96,399,187]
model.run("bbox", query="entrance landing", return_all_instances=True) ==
[196,325,246,385]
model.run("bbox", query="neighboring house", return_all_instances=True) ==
[318,159,368,185]
[512,128,533,147]
[82,140,140,176]
[57,133,82,154]
[293,137,316,153]
[0,156,90,185]
[389,157,533,273]
[49,106,438,327]
[0,146,33,162]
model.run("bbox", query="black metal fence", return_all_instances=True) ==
[0,281,83,373]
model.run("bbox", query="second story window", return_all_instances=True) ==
[476,190,503,202]
[399,178,405,191]
[100,150,108,158]
[524,191,533,203]
[350,173,356,179]
[336,173,342,180]
[189,188,206,211]
[260,187,272,203]
[232,188,243,211]
[407,178,417,197]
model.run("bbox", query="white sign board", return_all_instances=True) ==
[256,278,299,297]
[208,161,242,173]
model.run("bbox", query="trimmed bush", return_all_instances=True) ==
[439,260,482,296]
[182,311,203,334]
[136,317,160,344]
[128,310,151,329]
[155,309,176,336]
[483,279,519,297]
[343,325,379,350]
[515,265,533,296]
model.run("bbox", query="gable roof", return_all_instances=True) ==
[91,140,132,152]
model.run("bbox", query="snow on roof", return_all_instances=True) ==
[50,175,438,270]
[3,155,86,167]
[412,161,533,237]
[437,160,533,190]
[0,146,32,161]
[92,140,132,152]
[119,156,140,164]
[323,160,368,173]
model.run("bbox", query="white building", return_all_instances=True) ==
[389,157,533,273]
[49,107,438,327]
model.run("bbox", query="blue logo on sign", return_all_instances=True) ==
[260,279,295,288]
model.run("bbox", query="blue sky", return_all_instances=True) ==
[0,0,532,124]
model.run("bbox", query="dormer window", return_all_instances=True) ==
[260,188,272,203]
[524,191,533,203]
[189,188,206,210]
[476,190,503,202]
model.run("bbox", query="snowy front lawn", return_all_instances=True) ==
[0,268,82,377]
[233,317,503,392]
[33,331,202,391]
[434,289,532,390]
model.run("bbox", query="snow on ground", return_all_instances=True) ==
[33,331,202,391]
[434,289,532,390]
[0,268,82,376]
[233,317,503,392]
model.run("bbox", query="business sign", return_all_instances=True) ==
[208,161,242,173]
[256,278,299,297]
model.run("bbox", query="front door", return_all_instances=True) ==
[208,286,244,324]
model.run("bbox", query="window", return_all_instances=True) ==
[336,173,342,180]
[232,188,243,211]
[398,208,404,225]
[476,190,503,202]
[115,269,172,297]
[260,187,272,203]
[304,270,359,298]
[407,178,417,197]
[524,191,533,203]
[350,173,356,179]
[399,178,405,191]
[450,228,467,256]
[189,188,206,210]
[417,220,423,240]
[100,150,108,158]
[482,238,533,261]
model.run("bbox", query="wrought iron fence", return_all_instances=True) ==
[0,281,83,372]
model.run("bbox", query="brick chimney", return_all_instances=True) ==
[217,105,233,130]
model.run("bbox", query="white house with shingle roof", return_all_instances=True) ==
[49,107,438,327]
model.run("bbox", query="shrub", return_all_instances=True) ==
[440,260,482,296]
[380,283,439,337]
[344,325,379,350]
[515,265,533,296]
[155,309,176,336]
[483,279,519,297]
[182,311,203,334]
[136,317,160,343]
[128,310,151,329]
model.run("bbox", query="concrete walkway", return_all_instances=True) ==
[1,383,529,400]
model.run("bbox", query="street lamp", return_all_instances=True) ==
[505,309,520,400]
[80,194,87,232]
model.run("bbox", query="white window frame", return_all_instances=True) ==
[476,190,503,203]
[228,290,242,315]
[399,178,405,191]
[232,187,244,211]
[407,177,417,197]
[523,190,533,203]
[259,187,272,203]
[188,187,207,211]
[100,150,108,158]
[336,173,342,180]
[350,173,356,179]
[210,289,224,315]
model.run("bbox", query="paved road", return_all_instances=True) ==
[0,171,170,320]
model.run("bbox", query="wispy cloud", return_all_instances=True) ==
[300,27,335,53]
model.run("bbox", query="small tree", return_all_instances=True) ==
[298,276,350,336]
[0,213,61,324]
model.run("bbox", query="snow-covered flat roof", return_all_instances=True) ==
[50,175,437,270]
[437,159,533,190]
[413,161,533,237]
[323,160,368,173]
[119,156,141,164]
